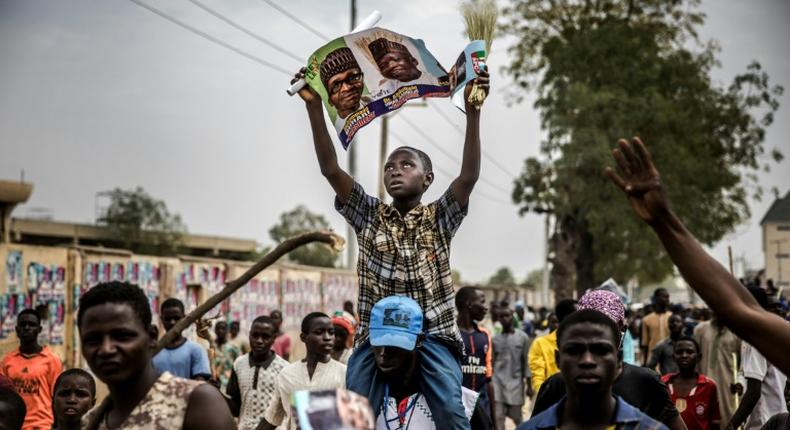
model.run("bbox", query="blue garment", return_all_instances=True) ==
[347,335,471,430]
[622,329,637,365]
[516,395,667,430]
[152,339,211,379]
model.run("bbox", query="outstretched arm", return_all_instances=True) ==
[450,70,489,207]
[291,68,354,203]
[606,137,790,375]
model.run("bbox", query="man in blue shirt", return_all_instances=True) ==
[518,309,666,430]
[152,298,211,380]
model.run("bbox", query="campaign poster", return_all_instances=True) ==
[449,39,487,112]
[293,389,375,430]
[304,27,451,149]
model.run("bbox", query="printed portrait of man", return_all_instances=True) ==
[320,47,365,119]
[367,38,422,82]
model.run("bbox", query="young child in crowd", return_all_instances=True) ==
[225,315,289,430]
[291,58,490,430]
[661,337,720,430]
[258,312,346,430]
[52,368,96,430]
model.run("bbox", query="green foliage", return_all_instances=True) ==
[488,266,517,286]
[501,0,783,288]
[98,187,186,255]
[523,269,544,289]
[452,269,463,285]
[268,205,338,268]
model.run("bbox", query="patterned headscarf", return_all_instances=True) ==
[577,289,625,326]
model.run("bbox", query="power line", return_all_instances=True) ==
[261,0,330,41]
[428,101,519,179]
[128,0,292,76]
[396,116,513,196]
[187,0,305,64]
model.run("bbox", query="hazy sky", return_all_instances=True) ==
[1,0,788,283]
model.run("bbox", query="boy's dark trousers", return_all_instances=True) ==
[346,335,471,430]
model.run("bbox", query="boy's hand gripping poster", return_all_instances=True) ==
[303,27,485,149]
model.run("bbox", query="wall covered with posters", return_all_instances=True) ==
[0,245,70,359]
[0,243,358,364]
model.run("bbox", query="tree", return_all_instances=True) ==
[98,187,186,255]
[488,266,517,286]
[501,0,782,298]
[268,205,338,267]
[522,269,544,290]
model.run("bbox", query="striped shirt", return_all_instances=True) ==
[264,359,347,430]
[336,181,467,352]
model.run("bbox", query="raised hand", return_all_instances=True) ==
[464,68,490,109]
[291,67,320,105]
[605,137,670,225]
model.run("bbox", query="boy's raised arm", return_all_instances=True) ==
[606,136,790,375]
[292,69,354,203]
[450,70,489,207]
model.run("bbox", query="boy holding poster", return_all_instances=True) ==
[290,61,489,430]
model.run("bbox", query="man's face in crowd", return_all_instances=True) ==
[230,321,240,338]
[15,313,41,345]
[468,290,488,322]
[271,311,283,330]
[215,322,228,341]
[301,317,334,357]
[548,313,560,332]
[333,325,349,350]
[249,322,276,358]
[327,68,364,117]
[79,303,155,385]
[374,345,416,379]
[498,308,514,331]
[557,322,621,396]
[672,339,699,371]
[668,314,684,336]
[384,148,431,200]
[160,305,183,332]
[376,51,421,82]
[654,290,670,309]
[53,375,95,425]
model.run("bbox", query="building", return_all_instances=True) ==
[0,180,357,366]
[761,190,790,287]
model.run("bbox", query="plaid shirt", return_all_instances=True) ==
[336,181,467,352]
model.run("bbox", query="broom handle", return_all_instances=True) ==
[84,230,344,430]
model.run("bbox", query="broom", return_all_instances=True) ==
[461,0,497,108]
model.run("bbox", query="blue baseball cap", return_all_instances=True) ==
[369,296,423,351]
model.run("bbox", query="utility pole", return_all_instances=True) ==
[346,0,358,269]
[542,214,550,306]
[378,116,389,200]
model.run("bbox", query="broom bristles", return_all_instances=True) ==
[461,0,498,53]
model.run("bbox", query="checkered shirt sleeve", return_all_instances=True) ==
[335,181,378,233]
[436,186,469,237]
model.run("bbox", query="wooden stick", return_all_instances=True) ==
[728,246,734,275]
[85,230,344,430]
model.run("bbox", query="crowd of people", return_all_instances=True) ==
[2,72,790,430]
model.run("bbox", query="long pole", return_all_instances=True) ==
[346,0,358,268]
[542,214,550,306]
[378,116,389,200]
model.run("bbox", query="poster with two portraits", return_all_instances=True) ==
[304,27,484,149]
